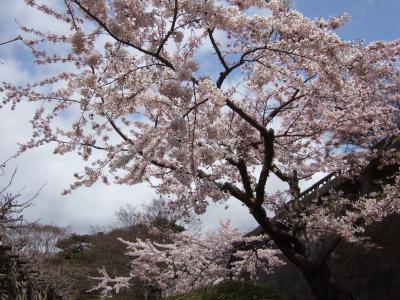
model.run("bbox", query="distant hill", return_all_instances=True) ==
[45,224,165,299]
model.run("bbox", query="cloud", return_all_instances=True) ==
[0,0,157,233]
[0,0,327,235]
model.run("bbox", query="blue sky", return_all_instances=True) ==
[198,0,400,88]
[0,1,399,233]
[293,0,400,42]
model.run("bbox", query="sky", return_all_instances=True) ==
[0,0,399,234]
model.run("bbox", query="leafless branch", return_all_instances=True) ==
[0,35,22,46]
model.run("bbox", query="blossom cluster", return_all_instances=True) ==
[92,221,284,296]
[1,0,400,296]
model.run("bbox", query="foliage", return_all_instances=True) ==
[167,281,282,300]
[44,223,167,298]
[95,221,283,296]
[115,198,194,233]
[2,0,400,299]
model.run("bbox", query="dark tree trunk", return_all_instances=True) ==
[303,262,357,300]
[250,203,358,300]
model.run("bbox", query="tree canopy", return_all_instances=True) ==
[1,1,399,299]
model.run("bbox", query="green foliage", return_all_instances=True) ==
[167,281,282,300]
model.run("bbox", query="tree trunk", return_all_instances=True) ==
[303,262,357,300]
[250,207,357,300]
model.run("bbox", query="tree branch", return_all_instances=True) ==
[270,164,290,182]
[226,99,269,136]
[0,36,22,46]
[156,0,179,55]
[226,157,254,200]
[72,0,174,70]
[208,28,229,71]
[255,129,275,206]
[267,88,304,122]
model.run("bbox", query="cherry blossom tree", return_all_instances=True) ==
[1,0,400,299]
[92,221,284,297]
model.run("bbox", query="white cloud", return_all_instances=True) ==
[0,0,158,233]
[0,0,325,236]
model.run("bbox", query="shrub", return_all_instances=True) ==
[167,281,282,300]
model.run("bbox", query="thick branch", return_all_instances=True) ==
[271,164,290,182]
[288,170,301,202]
[220,182,250,206]
[251,205,307,269]
[226,99,269,136]
[255,129,275,206]
[226,157,254,200]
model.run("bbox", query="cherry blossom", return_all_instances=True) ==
[1,0,400,299]
[92,221,284,297]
